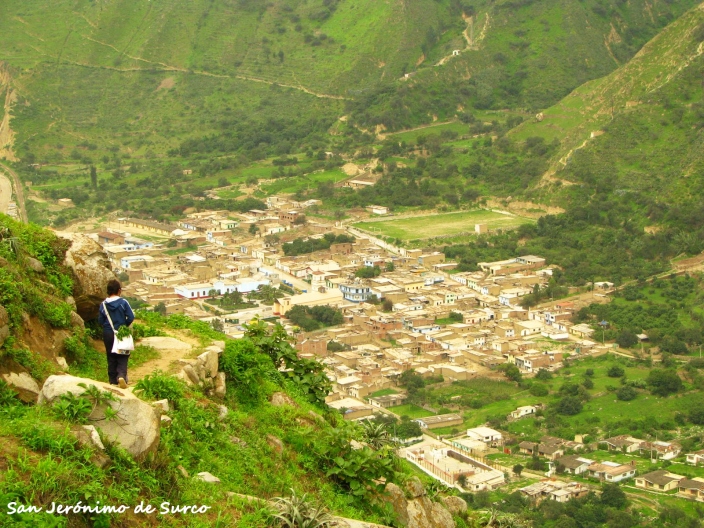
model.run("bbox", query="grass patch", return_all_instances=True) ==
[388,404,434,419]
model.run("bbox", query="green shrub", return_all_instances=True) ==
[616,386,637,401]
[219,339,277,404]
[554,396,583,415]
[530,384,549,397]
[135,371,185,402]
[0,380,19,407]
[64,331,94,364]
[647,369,683,396]
[52,392,93,423]
[131,323,165,338]
[607,366,625,378]
[316,427,399,498]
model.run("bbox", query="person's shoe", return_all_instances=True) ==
[118,377,128,389]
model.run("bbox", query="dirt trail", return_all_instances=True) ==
[128,329,203,383]
[0,65,18,162]
[385,119,458,136]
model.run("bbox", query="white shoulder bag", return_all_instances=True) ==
[103,301,134,355]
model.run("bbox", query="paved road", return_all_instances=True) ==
[0,161,26,222]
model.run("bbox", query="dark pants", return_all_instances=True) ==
[103,329,129,385]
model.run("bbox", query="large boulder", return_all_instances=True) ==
[38,374,160,459]
[57,233,116,321]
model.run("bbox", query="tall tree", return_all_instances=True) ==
[90,165,98,189]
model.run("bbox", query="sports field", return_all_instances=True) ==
[353,210,532,240]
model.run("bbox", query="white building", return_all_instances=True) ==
[466,427,503,445]
[174,278,270,299]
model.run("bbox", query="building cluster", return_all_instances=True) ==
[88,204,610,406]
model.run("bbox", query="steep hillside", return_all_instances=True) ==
[348,0,701,130]
[0,0,697,163]
[513,3,704,211]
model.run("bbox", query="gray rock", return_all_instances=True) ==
[177,465,190,478]
[198,349,219,379]
[70,311,85,329]
[56,357,69,370]
[160,415,172,427]
[267,434,284,454]
[214,372,226,397]
[182,364,200,386]
[27,257,45,273]
[217,405,228,422]
[210,340,226,351]
[0,361,41,403]
[230,436,248,447]
[195,472,220,484]
[193,360,208,383]
[406,476,425,498]
[73,425,105,451]
[152,399,170,413]
[442,496,467,515]
[270,391,297,407]
[39,375,160,459]
[65,296,77,309]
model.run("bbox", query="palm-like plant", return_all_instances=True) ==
[270,489,334,528]
[478,508,525,528]
[360,420,395,450]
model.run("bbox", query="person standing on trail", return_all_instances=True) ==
[98,279,135,388]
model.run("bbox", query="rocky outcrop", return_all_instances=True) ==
[385,477,456,528]
[176,341,228,397]
[0,305,9,348]
[38,374,160,459]
[57,232,116,321]
[0,359,41,403]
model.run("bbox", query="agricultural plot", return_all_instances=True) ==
[353,210,532,240]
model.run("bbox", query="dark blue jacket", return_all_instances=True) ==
[98,297,135,333]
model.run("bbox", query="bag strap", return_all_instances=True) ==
[103,301,116,332]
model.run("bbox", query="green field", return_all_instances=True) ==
[388,404,435,419]
[353,210,533,240]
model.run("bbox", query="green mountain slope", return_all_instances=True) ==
[513,3,704,209]
[0,0,698,162]
[348,0,702,130]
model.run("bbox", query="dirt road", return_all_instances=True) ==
[0,170,10,216]
[0,162,27,222]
